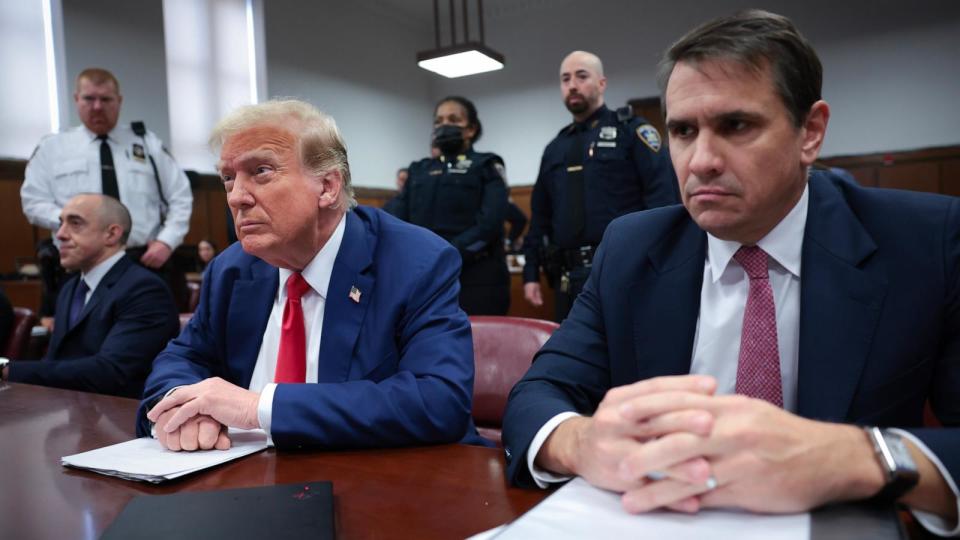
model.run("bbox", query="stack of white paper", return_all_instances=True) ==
[486,477,810,539]
[61,429,269,483]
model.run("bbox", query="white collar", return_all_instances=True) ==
[81,250,126,293]
[277,213,347,301]
[706,183,809,282]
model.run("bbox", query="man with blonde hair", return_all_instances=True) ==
[139,99,482,451]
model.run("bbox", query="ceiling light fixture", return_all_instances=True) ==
[417,0,504,78]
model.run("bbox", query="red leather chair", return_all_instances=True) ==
[3,307,39,360]
[470,316,559,446]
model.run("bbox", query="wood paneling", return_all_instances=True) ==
[0,180,39,275]
[819,145,960,196]
[1,280,41,313]
[940,159,960,198]
[877,162,939,193]
[355,186,396,208]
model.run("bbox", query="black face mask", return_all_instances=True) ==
[432,124,465,157]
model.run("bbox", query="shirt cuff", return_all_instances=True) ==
[890,428,960,537]
[527,411,582,488]
[149,386,184,439]
[155,230,183,251]
[257,383,277,437]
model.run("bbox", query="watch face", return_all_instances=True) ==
[885,434,917,471]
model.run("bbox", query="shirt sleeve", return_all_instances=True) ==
[257,382,278,436]
[526,411,582,488]
[890,428,960,537]
[629,120,680,209]
[149,132,193,249]
[20,139,63,231]
[522,152,553,283]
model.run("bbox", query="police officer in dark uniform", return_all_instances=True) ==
[523,51,680,322]
[387,96,510,315]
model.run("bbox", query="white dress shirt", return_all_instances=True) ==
[524,185,959,536]
[77,249,127,304]
[248,214,346,435]
[21,124,193,249]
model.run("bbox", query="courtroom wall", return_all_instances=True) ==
[62,0,172,146]
[431,0,960,185]
[1,0,956,190]
[264,0,438,188]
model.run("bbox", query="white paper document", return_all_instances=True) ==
[61,429,269,483]
[493,477,810,539]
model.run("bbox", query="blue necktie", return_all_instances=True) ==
[69,279,90,327]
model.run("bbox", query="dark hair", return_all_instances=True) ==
[657,9,822,127]
[97,194,132,244]
[435,95,483,143]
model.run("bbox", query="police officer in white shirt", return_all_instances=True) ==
[20,67,192,308]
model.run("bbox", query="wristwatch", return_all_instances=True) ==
[864,426,920,501]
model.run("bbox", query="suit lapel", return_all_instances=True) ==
[318,211,374,383]
[797,177,887,421]
[47,275,80,358]
[631,215,707,381]
[72,255,132,329]
[227,258,278,387]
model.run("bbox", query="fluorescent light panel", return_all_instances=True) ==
[42,0,60,132]
[418,48,504,78]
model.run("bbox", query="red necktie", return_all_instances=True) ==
[733,246,783,407]
[275,273,311,383]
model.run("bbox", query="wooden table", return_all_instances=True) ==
[0,383,545,539]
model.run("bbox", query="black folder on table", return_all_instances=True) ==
[101,481,334,540]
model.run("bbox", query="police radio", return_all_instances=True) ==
[130,121,168,224]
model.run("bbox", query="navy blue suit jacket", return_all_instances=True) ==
[137,207,482,448]
[503,171,960,487]
[7,254,179,398]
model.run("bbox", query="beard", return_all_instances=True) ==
[564,94,589,115]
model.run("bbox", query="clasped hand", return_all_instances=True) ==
[546,375,873,515]
[147,377,261,452]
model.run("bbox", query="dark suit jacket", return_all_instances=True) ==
[7,254,179,398]
[503,171,960,487]
[137,207,483,448]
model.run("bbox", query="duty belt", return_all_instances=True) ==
[560,245,597,269]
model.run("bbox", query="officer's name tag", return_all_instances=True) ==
[596,141,617,148]
[448,168,468,174]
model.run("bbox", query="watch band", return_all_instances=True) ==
[864,426,920,502]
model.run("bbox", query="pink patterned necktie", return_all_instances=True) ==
[733,246,783,407]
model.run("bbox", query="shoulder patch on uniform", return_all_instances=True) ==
[493,161,507,182]
[636,124,662,153]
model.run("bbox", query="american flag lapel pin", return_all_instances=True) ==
[349,286,361,303]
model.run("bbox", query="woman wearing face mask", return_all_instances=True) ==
[386,96,510,315]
